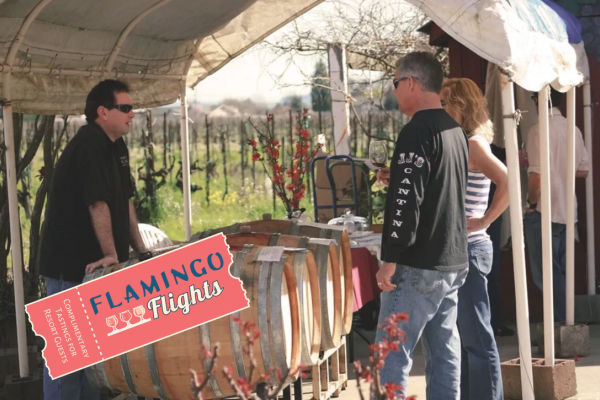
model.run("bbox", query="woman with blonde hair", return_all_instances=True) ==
[441,78,509,400]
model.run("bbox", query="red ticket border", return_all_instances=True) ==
[25,233,250,379]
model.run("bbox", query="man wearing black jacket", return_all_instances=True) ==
[38,80,151,400]
[374,52,469,400]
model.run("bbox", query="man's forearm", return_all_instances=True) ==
[527,173,541,204]
[89,201,117,257]
[129,201,147,254]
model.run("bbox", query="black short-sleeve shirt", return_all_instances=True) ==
[38,122,134,283]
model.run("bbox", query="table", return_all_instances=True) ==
[351,247,382,312]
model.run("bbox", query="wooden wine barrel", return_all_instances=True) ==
[82,249,301,400]
[192,218,354,335]
[228,243,321,365]
[225,232,342,350]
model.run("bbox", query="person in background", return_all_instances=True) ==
[524,87,589,322]
[38,79,152,400]
[375,52,470,400]
[441,78,509,400]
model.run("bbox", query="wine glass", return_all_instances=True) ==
[120,310,133,328]
[106,315,118,333]
[369,140,388,169]
[133,305,149,322]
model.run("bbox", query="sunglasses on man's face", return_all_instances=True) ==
[109,104,133,113]
[393,77,410,89]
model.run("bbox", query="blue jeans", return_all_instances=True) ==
[523,211,566,322]
[457,240,503,400]
[43,276,101,400]
[375,264,468,400]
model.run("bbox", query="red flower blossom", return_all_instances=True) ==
[247,138,257,148]
[252,152,261,161]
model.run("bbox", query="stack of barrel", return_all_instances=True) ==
[83,214,354,400]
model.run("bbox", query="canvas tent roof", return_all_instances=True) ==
[0,0,323,115]
[403,0,589,92]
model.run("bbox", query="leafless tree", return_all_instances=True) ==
[263,0,446,111]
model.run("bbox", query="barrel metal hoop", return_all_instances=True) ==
[229,253,247,379]
[292,252,309,365]
[120,353,138,395]
[298,236,310,249]
[144,343,173,400]
[199,324,224,397]
[316,244,335,350]
[84,365,102,389]
[270,259,290,379]
[258,261,278,386]
[268,233,281,246]
[289,221,300,235]
[95,361,113,392]
[229,311,246,379]
[229,223,240,233]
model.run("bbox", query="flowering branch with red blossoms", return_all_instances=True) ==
[247,110,323,218]
[189,317,307,400]
[354,313,416,400]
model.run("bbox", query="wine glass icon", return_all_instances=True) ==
[133,305,149,322]
[106,315,118,333]
[120,310,133,328]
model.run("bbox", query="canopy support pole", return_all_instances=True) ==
[500,73,535,400]
[1,0,54,379]
[1,77,28,378]
[538,86,555,365]
[583,82,596,295]
[327,44,351,155]
[566,88,576,326]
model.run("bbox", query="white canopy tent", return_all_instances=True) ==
[403,1,591,399]
[0,0,324,382]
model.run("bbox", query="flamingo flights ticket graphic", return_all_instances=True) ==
[25,233,249,379]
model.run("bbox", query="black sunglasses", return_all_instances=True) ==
[108,104,133,113]
[393,77,411,89]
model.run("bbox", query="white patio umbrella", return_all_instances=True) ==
[402,1,590,399]
[0,0,324,380]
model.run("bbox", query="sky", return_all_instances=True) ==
[189,45,321,105]
[187,0,394,106]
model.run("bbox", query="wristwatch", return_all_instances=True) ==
[528,202,537,210]
[138,251,153,261]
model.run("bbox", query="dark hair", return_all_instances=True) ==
[84,79,130,122]
[395,52,444,94]
[532,87,563,109]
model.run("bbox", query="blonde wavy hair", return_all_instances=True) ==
[441,78,494,143]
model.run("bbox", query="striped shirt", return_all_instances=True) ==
[466,170,490,243]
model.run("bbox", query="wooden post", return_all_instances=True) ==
[205,115,210,206]
[352,115,357,156]
[272,116,276,213]
[163,112,168,170]
[240,119,245,189]
[222,126,228,199]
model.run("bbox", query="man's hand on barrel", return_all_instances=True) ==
[376,262,397,292]
[85,254,119,273]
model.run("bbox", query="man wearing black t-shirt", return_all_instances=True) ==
[38,80,150,400]
[374,52,469,399]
